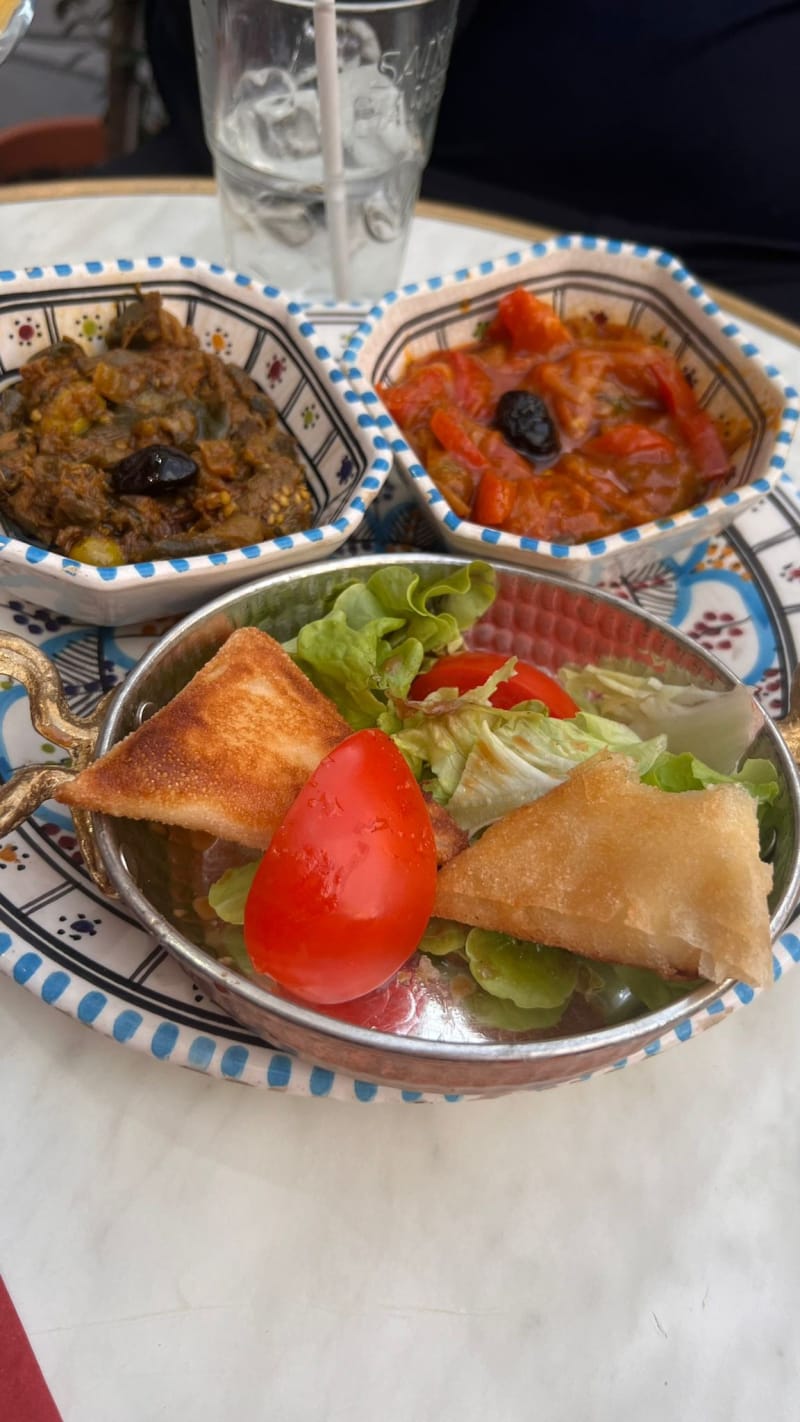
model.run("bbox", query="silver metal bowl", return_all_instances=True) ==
[2,553,799,1096]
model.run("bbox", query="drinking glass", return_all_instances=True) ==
[190,0,459,301]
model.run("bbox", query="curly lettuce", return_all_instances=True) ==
[278,561,497,730]
[559,663,757,774]
[391,676,667,831]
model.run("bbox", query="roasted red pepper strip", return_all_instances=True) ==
[649,358,731,481]
[378,362,453,428]
[472,468,517,526]
[448,349,496,420]
[583,424,677,462]
[679,411,732,481]
[430,406,490,471]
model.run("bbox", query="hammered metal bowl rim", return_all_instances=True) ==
[91,552,800,1066]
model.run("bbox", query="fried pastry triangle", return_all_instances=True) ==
[57,626,351,848]
[434,752,773,987]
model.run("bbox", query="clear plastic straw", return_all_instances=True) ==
[313,0,350,301]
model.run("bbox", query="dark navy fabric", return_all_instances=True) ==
[98,0,800,320]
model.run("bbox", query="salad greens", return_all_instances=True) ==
[560,663,757,774]
[278,561,496,730]
[208,861,259,925]
[419,920,701,1028]
[393,679,667,833]
[207,562,780,1032]
[642,751,778,804]
[464,929,578,1010]
[387,657,777,833]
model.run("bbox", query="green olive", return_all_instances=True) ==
[68,534,125,567]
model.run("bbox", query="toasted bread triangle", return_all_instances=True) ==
[434,752,773,987]
[57,626,351,848]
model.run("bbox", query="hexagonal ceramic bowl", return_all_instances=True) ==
[0,256,391,625]
[343,236,799,582]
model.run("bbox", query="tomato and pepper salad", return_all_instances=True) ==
[378,287,736,545]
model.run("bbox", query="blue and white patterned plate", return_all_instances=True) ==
[343,237,800,582]
[0,256,391,624]
[1,464,800,1103]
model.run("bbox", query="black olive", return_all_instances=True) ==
[495,390,560,462]
[110,445,199,497]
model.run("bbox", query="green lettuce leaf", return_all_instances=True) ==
[207,860,261,925]
[560,663,756,774]
[610,965,702,1012]
[417,918,470,958]
[467,991,567,1032]
[209,922,256,976]
[575,959,700,1019]
[281,561,497,729]
[464,929,578,1009]
[392,692,666,830]
[642,750,779,807]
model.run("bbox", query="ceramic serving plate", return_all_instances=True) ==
[2,550,800,1099]
[0,256,391,624]
[342,236,799,582]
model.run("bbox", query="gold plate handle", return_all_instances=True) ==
[0,632,116,895]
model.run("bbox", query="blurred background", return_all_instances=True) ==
[0,0,165,179]
[3,0,800,322]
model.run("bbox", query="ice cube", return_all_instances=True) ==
[288,18,319,85]
[364,160,420,242]
[219,67,321,169]
[289,14,381,85]
[220,66,297,163]
[341,65,413,170]
[232,66,296,119]
[255,197,318,247]
[338,18,381,68]
[264,90,322,160]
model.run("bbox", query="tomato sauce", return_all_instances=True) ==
[378,288,734,544]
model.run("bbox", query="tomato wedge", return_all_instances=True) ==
[410,651,578,716]
[243,730,437,1005]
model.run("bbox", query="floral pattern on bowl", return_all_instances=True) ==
[0,256,391,624]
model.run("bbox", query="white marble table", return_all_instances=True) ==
[2,190,800,1422]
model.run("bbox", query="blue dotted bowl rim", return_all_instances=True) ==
[342,235,800,564]
[0,254,391,590]
[3,853,800,1103]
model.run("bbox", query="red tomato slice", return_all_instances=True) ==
[243,730,437,1006]
[409,651,578,716]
